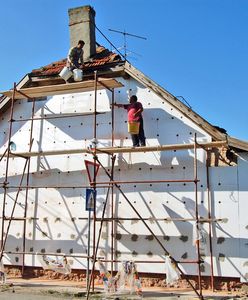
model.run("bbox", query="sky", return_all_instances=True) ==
[0,0,247,141]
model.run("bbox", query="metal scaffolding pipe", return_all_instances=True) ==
[0,140,228,158]
[111,88,115,276]
[2,185,110,189]
[22,95,36,275]
[206,150,215,291]
[92,179,199,185]
[85,217,224,222]
[194,134,203,299]
[1,83,16,250]
[12,111,104,122]
[3,251,200,264]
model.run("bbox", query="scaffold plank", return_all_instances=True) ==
[0,78,123,99]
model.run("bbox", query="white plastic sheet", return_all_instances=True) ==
[164,256,180,284]
[192,222,208,247]
[37,254,71,274]
[97,260,115,293]
[115,261,142,296]
[97,260,142,296]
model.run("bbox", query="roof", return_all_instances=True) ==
[30,46,123,77]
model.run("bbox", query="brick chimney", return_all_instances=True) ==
[68,5,96,61]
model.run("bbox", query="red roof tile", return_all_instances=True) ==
[31,46,122,77]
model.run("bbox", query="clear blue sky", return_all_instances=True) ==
[0,0,247,141]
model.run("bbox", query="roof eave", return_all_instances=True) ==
[227,136,248,152]
[0,74,30,113]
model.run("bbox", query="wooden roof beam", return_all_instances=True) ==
[0,78,123,100]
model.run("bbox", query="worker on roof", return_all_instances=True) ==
[67,40,85,70]
[114,95,146,147]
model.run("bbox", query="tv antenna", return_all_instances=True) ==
[109,28,147,60]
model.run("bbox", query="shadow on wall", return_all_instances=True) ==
[4,234,88,268]
[2,194,109,267]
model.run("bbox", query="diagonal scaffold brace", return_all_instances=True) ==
[86,152,203,300]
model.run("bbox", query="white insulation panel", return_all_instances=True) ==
[0,77,247,281]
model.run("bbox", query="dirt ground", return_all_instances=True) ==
[0,278,245,300]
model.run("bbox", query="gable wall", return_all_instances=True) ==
[0,77,247,280]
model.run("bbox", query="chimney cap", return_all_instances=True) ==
[68,5,96,16]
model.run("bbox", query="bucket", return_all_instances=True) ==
[59,67,73,81]
[73,69,83,82]
[128,121,140,134]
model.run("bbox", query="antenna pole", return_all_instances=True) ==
[109,28,147,60]
[124,30,127,60]
[109,28,147,40]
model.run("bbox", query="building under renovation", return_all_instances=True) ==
[0,5,248,299]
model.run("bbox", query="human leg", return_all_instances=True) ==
[131,134,139,147]
[71,59,80,69]
[138,118,146,146]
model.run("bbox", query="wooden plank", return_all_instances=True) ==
[0,78,123,100]
[2,141,228,158]
[227,136,248,152]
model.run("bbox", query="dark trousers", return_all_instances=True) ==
[131,118,146,147]
[69,60,80,71]
[72,60,80,68]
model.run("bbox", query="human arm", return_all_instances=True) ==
[79,49,84,66]
[67,47,79,68]
[113,103,125,108]
[67,47,74,64]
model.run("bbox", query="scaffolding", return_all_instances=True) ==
[0,72,228,299]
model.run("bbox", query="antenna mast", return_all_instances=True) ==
[109,29,147,60]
